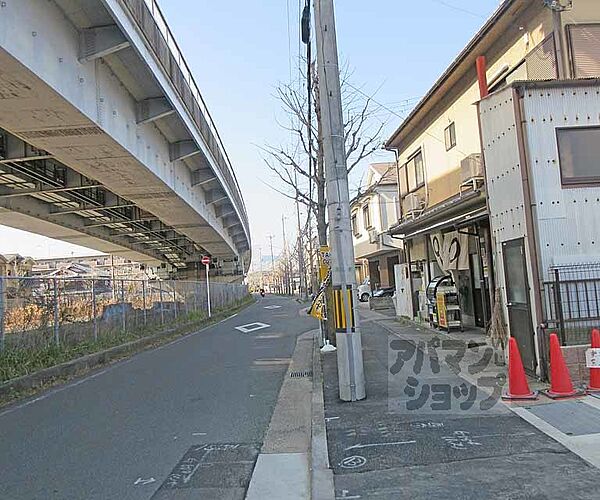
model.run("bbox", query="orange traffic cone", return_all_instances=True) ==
[544,333,584,399]
[502,337,538,400]
[588,329,600,393]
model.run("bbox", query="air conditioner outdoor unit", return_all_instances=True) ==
[404,193,425,218]
[368,229,380,244]
[460,154,484,191]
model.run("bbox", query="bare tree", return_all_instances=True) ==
[262,62,385,247]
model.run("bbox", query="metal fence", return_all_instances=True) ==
[0,276,248,351]
[525,33,558,81]
[542,263,600,346]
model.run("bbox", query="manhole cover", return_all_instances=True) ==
[525,401,600,436]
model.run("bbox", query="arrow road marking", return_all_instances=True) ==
[134,477,156,486]
[344,440,416,451]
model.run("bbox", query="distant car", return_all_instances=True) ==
[372,286,395,298]
[357,278,371,302]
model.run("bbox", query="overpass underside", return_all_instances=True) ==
[0,0,250,277]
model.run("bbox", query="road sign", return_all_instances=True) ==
[318,245,331,281]
[586,348,600,368]
[202,256,211,317]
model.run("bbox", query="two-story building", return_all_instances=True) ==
[351,163,403,294]
[387,0,600,368]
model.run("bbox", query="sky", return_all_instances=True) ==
[0,0,503,263]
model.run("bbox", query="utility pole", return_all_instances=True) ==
[111,254,116,301]
[259,246,264,288]
[314,0,365,401]
[295,172,307,299]
[282,215,289,295]
[302,0,315,297]
[267,234,275,293]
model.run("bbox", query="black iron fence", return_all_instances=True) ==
[542,263,600,346]
[0,276,248,352]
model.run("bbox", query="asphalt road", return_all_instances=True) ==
[0,295,316,500]
[324,313,600,499]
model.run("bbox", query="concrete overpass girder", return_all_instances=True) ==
[79,25,130,63]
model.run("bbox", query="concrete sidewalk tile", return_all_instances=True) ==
[245,453,309,500]
[260,332,313,454]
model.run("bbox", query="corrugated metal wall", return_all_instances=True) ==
[522,83,600,280]
[479,86,541,361]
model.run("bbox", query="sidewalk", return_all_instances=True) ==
[246,331,313,500]
[322,309,600,499]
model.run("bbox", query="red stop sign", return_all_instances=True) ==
[201,256,211,266]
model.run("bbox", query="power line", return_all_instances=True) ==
[428,0,486,19]
[343,80,473,158]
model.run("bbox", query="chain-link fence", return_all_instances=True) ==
[0,276,248,352]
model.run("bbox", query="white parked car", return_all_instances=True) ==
[357,278,371,302]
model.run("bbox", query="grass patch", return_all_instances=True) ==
[0,295,255,384]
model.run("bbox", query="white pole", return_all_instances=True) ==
[206,263,212,318]
[314,0,365,401]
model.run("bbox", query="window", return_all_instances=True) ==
[399,164,408,196]
[363,204,372,229]
[567,24,600,78]
[405,150,425,192]
[557,127,600,186]
[351,212,359,235]
[444,122,456,151]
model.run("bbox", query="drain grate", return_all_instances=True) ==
[289,370,313,378]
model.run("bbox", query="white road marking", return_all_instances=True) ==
[472,432,536,439]
[192,432,207,436]
[340,455,367,469]
[337,491,362,499]
[442,430,481,449]
[134,477,156,486]
[325,416,340,422]
[344,440,416,451]
[182,462,202,484]
[253,358,291,366]
[264,305,282,310]
[235,322,270,334]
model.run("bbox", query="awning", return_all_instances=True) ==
[399,207,488,240]
[389,190,487,239]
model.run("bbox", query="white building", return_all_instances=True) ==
[351,163,403,292]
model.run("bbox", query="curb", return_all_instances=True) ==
[311,331,335,500]
[0,300,254,400]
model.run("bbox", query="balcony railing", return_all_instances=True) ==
[117,0,249,240]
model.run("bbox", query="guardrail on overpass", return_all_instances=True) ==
[118,0,248,234]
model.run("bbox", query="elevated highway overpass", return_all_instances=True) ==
[0,0,250,278]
